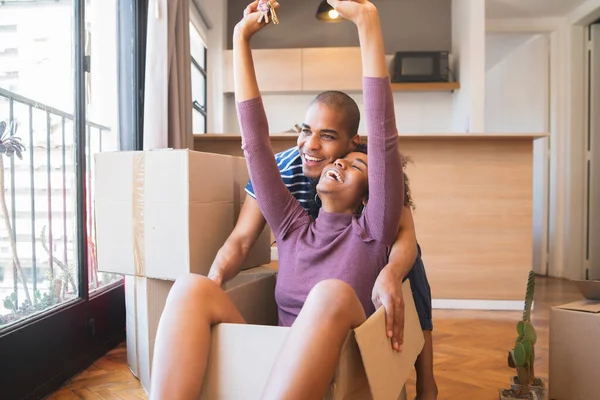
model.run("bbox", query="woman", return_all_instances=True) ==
[151,1,407,399]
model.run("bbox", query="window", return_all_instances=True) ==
[190,21,207,134]
[0,0,146,397]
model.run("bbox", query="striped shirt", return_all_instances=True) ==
[244,146,314,212]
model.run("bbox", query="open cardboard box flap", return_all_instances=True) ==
[202,269,423,400]
[554,300,600,313]
[554,280,600,313]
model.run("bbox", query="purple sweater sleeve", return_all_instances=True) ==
[236,97,308,239]
[362,76,404,246]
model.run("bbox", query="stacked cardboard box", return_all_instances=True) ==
[94,149,421,399]
[94,149,272,390]
[549,280,600,399]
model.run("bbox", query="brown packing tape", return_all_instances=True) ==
[132,153,146,276]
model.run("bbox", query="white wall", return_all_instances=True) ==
[452,0,486,132]
[485,34,549,133]
[484,33,550,275]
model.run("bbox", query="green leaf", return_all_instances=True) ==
[513,342,527,367]
[3,298,15,311]
[524,322,537,344]
[522,338,533,361]
[517,321,525,336]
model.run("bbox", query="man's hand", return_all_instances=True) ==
[372,263,406,352]
[234,0,280,42]
[326,0,377,25]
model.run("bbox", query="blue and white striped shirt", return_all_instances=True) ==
[244,146,314,212]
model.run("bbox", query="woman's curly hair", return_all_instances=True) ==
[354,143,415,210]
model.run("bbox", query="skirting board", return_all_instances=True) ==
[432,299,533,311]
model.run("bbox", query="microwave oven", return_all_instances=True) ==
[392,51,450,83]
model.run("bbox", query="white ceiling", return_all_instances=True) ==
[486,0,588,19]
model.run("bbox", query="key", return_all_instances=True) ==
[257,1,270,24]
[269,1,279,24]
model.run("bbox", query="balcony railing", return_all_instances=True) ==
[0,87,122,327]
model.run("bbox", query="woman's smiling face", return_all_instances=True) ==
[316,151,369,215]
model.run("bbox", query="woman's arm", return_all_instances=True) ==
[233,2,307,238]
[329,0,403,244]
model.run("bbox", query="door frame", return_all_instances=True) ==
[584,23,600,280]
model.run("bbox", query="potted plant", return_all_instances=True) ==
[499,270,544,400]
[0,120,31,305]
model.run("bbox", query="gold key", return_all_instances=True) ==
[269,2,279,24]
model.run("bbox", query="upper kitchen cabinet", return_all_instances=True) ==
[223,48,303,93]
[222,47,459,94]
[301,47,363,91]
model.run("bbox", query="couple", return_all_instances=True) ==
[150,0,437,399]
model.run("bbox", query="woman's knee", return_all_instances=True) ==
[305,279,365,324]
[167,273,220,305]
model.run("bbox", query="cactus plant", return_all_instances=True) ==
[500,270,544,399]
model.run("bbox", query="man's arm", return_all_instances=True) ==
[207,197,266,286]
[371,204,417,352]
[388,205,418,277]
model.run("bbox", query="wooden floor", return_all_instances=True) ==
[46,276,582,400]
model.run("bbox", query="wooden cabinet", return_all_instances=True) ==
[222,47,459,94]
[223,48,302,93]
[301,47,362,91]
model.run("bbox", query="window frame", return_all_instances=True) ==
[191,46,207,134]
[0,1,146,398]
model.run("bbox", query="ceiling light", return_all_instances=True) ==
[316,1,342,22]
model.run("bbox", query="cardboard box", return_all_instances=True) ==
[124,275,174,389]
[549,281,600,400]
[125,266,278,392]
[201,276,422,400]
[94,149,270,280]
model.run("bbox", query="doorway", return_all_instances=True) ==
[585,22,600,280]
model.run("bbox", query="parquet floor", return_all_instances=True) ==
[45,276,583,400]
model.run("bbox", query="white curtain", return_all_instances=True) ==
[143,0,193,150]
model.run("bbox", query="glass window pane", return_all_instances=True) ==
[189,22,205,69]
[0,1,78,328]
[191,64,206,109]
[192,109,206,134]
[85,0,123,292]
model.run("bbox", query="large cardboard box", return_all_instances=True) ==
[549,281,600,400]
[94,149,270,280]
[94,149,271,390]
[124,275,174,389]
[125,266,278,392]
[201,276,422,400]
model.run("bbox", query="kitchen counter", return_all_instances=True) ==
[194,132,548,309]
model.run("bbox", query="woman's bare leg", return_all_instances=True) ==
[149,273,245,400]
[260,279,367,400]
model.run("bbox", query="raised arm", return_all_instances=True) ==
[329,0,403,245]
[233,1,307,239]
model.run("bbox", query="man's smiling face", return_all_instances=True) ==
[297,102,358,179]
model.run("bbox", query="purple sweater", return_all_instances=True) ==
[237,76,404,327]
